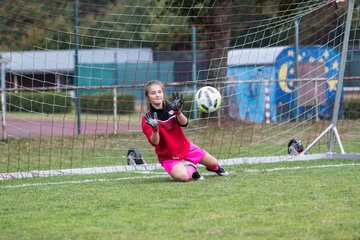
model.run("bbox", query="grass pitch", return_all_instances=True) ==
[1,159,360,240]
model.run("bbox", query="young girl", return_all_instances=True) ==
[141,80,228,182]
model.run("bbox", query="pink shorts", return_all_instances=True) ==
[161,142,206,174]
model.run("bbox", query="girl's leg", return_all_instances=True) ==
[199,152,229,176]
[185,142,217,169]
[199,152,219,170]
[170,162,194,182]
[162,160,199,182]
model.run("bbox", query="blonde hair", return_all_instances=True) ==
[144,80,169,107]
[144,80,166,97]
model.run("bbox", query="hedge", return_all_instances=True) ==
[80,93,135,114]
[6,91,72,114]
[344,98,360,119]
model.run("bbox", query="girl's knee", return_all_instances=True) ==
[172,173,191,182]
[170,165,191,182]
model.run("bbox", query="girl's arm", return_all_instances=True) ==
[144,112,160,145]
[150,129,160,145]
[176,111,188,126]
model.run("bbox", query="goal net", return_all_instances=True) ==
[0,0,359,179]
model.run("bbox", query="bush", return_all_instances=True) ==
[6,91,72,114]
[344,99,360,119]
[80,93,135,114]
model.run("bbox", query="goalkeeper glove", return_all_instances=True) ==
[145,112,159,132]
[169,91,184,114]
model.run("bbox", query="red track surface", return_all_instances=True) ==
[1,118,141,138]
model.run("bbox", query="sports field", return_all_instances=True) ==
[1,159,359,240]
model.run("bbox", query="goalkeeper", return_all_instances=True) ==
[141,80,228,181]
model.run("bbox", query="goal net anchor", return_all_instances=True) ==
[288,138,304,156]
[127,148,146,165]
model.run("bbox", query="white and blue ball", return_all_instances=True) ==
[195,86,222,113]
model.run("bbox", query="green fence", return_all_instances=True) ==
[78,62,175,100]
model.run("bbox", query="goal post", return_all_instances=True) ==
[302,0,355,155]
[328,0,355,154]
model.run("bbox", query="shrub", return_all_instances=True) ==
[6,91,72,114]
[344,98,360,119]
[80,93,135,114]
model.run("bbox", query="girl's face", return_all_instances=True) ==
[147,84,164,108]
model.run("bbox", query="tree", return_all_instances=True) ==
[142,0,274,84]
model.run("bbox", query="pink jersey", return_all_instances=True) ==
[141,105,190,161]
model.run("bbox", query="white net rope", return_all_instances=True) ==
[0,0,359,178]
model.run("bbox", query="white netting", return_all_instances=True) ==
[0,0,359,179]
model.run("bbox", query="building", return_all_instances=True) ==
[227,46,343,123]
[1,48,153,92]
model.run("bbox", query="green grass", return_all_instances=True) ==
[1,116,359,239]
[1,159,360,240]
[1,119,360,173]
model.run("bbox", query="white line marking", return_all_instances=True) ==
[0,175,169,189]
[242,163,360,172]
[136,171,169,175]
[1,163,359,189]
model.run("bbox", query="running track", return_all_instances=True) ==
[1,118,141,138]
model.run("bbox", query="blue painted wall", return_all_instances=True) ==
[227,65,277,123]
[275,46,343,121]
[227,46,343,123]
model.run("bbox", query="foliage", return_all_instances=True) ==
[5,91,73,114]
[0,0,359,61]
[80,93,135,114]
[138,0,193,50]
[344,98,360,119]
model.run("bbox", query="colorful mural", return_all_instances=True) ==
[227,46,343,123]
[275,46,342,121]
[227,66,277,123]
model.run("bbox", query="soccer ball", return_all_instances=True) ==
[195,86,222,113]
